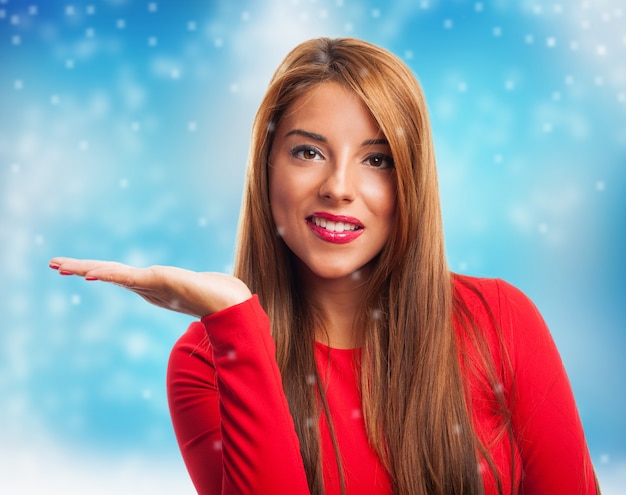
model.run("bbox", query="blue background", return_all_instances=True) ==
[1,0,624,493]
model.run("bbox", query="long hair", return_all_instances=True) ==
[234,37,500,494]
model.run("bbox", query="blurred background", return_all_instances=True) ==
[1,0,624,493]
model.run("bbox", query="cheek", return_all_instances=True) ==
[361,176,397,220]
[268,168,284,224]
[268,167,298,231]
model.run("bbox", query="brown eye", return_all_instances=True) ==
[365,153,394,169]
[290,145,324,161]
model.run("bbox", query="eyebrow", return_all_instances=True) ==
[285,129,327,142]
[284,129,389,147]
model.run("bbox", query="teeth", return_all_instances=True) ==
[311,217,359,232]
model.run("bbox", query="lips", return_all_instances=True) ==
[306,212,364,244]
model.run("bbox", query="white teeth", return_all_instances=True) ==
[311,217,358,232]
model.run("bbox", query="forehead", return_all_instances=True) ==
[275,82,382,137]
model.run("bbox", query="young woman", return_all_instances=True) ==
[50,38,599,494]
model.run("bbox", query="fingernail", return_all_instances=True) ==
[85,276,98,281]
[49,263,60,270]
[59,270,73,276]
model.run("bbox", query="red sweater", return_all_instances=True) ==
[166,276,597,494]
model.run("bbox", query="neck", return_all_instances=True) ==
[298,263,372,349]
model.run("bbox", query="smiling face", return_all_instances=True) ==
[268,82,396,284]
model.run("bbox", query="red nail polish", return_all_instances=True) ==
[59,270,73,276]
[85,276,98,281]
[49,263,60,270]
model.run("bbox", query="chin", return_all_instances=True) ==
[300,258,373,283]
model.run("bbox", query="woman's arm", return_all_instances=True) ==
[49,258,310,494]
[168,297,310,494]
[495,279,599,494]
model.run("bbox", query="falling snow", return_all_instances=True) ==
[0,1,624,493]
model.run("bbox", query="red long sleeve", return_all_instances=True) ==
[166,295,309,494]
[493,279,598,494]
[456,277,597,494]
[167,279,597,494]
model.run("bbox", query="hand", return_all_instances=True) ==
[49,257,252,318]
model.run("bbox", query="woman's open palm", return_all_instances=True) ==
[49,257,252,318]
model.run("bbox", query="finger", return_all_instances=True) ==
[83,262,150,289]
[83,265,160,289]
[50,258,126,277]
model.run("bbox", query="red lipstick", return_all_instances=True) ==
[306,212,364,244]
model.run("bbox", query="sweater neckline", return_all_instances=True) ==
[314,340,361,354]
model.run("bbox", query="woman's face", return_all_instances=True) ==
[268,82,396,283]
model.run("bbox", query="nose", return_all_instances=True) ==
[318,158,356,204]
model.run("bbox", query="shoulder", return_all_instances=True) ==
[452,273,540,323]
[452,273,554,366]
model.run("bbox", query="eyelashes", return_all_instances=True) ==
[289,145,323,161]
[364,153,394,169]
[289,145,394,169]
